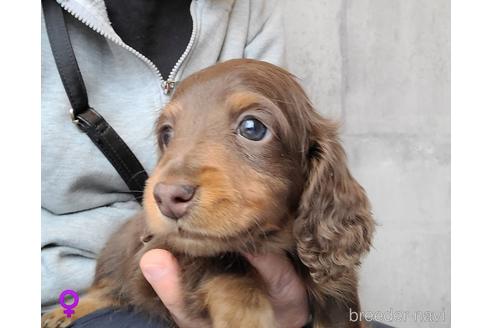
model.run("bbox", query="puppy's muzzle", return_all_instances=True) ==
[153,183,196,220]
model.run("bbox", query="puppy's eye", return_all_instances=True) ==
[159,125,174,147]
[238,117,267,141]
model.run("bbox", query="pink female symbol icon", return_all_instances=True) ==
[59,289,79,318]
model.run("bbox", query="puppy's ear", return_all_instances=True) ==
[294,116,374,326]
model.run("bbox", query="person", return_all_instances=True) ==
[42,0,311,327]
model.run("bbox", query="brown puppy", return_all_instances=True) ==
[42,59,374,328]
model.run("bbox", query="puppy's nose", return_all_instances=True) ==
[153,183,196,220]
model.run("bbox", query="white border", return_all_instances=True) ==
[0,2,40,327]
[1,1,491,326]
[452,0,492,327]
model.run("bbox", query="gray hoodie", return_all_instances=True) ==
[42,0,285,309]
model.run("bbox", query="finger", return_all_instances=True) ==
[242,252,303,297]
[139,249,204,327]
[243,252,310,327]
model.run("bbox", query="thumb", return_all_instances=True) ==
[139,249,190,324]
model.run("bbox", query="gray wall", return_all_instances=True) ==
[284,1,450,327]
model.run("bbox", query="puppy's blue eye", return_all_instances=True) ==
[238,117,267,141]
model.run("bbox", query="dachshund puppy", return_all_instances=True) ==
[42,59,374,328]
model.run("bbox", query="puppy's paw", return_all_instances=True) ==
[222,307,275,328]
[41,287,117,328]
[41,308,77,328]
[203,276,276,328]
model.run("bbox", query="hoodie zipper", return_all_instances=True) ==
[163,11,198,95]
[58,0,198,96]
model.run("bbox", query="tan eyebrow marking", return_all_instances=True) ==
[226,92,262,112]
[225,91,280,117]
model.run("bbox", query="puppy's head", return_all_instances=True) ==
[143,60,301,254]
[143,60,374,298]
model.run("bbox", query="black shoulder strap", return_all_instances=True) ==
[42,0,148,203]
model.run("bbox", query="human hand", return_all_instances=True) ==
[139,249,309,328]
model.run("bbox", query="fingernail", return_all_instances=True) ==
[141,265,168,283]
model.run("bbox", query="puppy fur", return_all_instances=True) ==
[42,59,374,328]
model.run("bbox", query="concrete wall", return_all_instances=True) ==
[284,1,450,327]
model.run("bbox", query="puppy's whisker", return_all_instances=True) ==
[252,216,268,241]
[236,222,254,252]
[245,217,266,254]
[238,230,252,253]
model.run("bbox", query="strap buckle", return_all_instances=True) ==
[69,108,79,124]
[69,107,94,133]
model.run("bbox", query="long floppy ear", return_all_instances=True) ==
[293,115,375,327]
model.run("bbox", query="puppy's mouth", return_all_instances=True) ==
[177,219,279,240]
[176,226,223,241]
